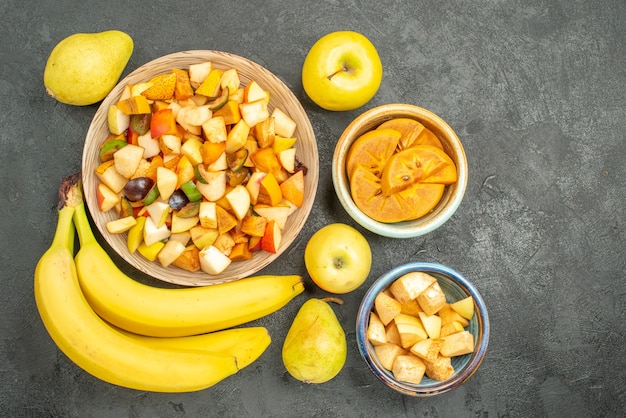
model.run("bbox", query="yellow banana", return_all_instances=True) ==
[115,326,271,370]
[34,175,240,392]
[72,189,304,337]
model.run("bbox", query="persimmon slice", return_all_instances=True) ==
[377,118,443,150]
[380,145,457,196]
[350,166,445,223]
[346,129,401,180]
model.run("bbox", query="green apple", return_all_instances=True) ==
[301,31,382,111]
[304,223,372,294]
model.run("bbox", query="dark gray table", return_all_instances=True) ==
[2,0,624,416]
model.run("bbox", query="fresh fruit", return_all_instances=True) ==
[366,271,476,384]
[304,223,372,294]
[71,181,304,337]
[34,174,243,392]
[345,121,458,223]
[301,31,382,111]
[345,128,401,179]
[282,298,347,384]
[44,31,133,106]
[95,62,308,274]
[377,118,443,150]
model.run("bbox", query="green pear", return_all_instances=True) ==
[282,298,347,384]
[44,30,133,106]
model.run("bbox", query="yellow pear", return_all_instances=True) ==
[282,298,347,384]
[43,30,133,106]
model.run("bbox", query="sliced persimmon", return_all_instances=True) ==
[377,118,443,150]
[350,166,445,223]
[345,129,402,180]
[380,145,457,196]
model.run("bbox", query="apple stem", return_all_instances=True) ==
[322,297,344,305]
[327,65,349,80]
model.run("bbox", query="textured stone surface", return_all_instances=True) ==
[1,0,624,416]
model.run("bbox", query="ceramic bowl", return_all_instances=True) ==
[332,104,467,238]
[82,50,319,286]
[356,261,489,397]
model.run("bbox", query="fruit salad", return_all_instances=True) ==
[95,61,307,275]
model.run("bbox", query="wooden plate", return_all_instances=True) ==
[82,50,318,286]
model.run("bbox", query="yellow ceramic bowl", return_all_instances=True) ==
[82,50,319,286]
[332,104,467,238]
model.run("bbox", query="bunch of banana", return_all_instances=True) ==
[33,174,303,392]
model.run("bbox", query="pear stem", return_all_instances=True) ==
[322,297,344,305]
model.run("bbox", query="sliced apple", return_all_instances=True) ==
[202,116,228,143]
[188,61,213,86]
[127,216,147,254]
[201,141,227,166]
[160,134,182,155]
[195,170,227,201]
[137,132,160,159]
[180,137,204,166]
[189,225,219,249]
[145,200,170,228]
[156,166,178,201]
[204,152,225,172]
[279,169,304,208]
[97,182,120,212]
[170,212,200,234]
[450,296,475,320]
[199,245,232,275]
[272,136,297,153]
[113,143,144,178]
[253,203,291,230]
[106,216,137,234]
[157,239,187,267]
[260,220,282,253]
[244,80,270,103]
[418,311,442,339]
[137,240,165,262]
[108,104,130,135]
[143,214,171,246]
[175,155,196,189]
[225,118,250,154]
[177,104,212,127]
[277,147,296,173]
[220,68,240,95]
[225,184,251,221]
[252,117,275,148]
[95,161,128,193]
[257,172,282,206]
[198,201,218,229]
[168,231,191,246]
[239,98,269,128]
[271,107,297,138]
[245,171,266,204]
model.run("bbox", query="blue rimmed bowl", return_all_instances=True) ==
[356,261,489,397]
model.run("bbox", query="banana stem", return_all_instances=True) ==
[59,172,98,247]
[51,206,76,254]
